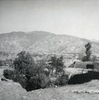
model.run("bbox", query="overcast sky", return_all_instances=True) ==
[0,0,99,40]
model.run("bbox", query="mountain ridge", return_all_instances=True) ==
[0,31,99,57]
[0,31,54,54]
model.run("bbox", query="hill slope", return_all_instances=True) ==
[0,31,54,54]
[28,34,99,55]
[0,31,99,57]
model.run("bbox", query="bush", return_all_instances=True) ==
[3,51,68,91]
[13,51,46,91]
[49,55,64,74]
[3,51,51,91]
[26,73,50,91]
[47,55,68,87]
[13,51,36,75]
[55,72,68,86]
[3,69,14,79]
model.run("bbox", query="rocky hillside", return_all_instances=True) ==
[28,34,99,55]
[0,31,54,54]
[0,31,99,57]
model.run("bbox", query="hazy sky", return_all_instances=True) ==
[0,0,99,40]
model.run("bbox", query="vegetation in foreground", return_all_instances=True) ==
[3,42,99,91]
[3,51,68,91]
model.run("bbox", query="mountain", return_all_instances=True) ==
[28,34,99,55]
[0,31,99,57]
[0,31,54,54]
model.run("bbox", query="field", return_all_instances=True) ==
[0,67,99,100]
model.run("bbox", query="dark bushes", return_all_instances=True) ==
[26,73,50,91]
[55,73,68,86]
[3,69,14,79]
[3,51,67,91]
[48,55,65,74]
[3,51,51,91]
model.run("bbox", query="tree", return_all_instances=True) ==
[3,51,68,91]
[82,42,92,61]
[49,55,64,75]
[3,51,50,91]
[13,51,35,75]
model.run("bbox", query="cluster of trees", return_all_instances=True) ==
[3,51,68,91]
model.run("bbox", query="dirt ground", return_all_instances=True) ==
[26,80,99,100]
[0,68,99,100]
[0,79,99,100]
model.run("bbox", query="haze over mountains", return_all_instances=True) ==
[0,31,99,56]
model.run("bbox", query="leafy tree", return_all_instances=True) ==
[82,42,92,61]
[3,51,68,91]
[13,51,35,75]
[49,55,64,75]
[3,51,51,91]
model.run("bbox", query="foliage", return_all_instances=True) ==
[47,55,68,87]
[13,51,36,75]
[3,51,51,91]
[3,69,14,79]
[26,73,50,91]
[55,73,68,86]
[48,55,65,74]
[82,42,92,61]
[3,51,68,91]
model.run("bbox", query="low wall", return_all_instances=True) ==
[68,71,99,84]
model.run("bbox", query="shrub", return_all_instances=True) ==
[13,51,45,91]
[55,72,68,86]
[49,55,64,74]
[13,51,36,75]
[3,51,68,91]
[3,51,51,91]
[26,73,50,91]
[48,55,68,86]
[3,69,14,79]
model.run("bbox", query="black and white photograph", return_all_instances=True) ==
[0,0,99,100]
